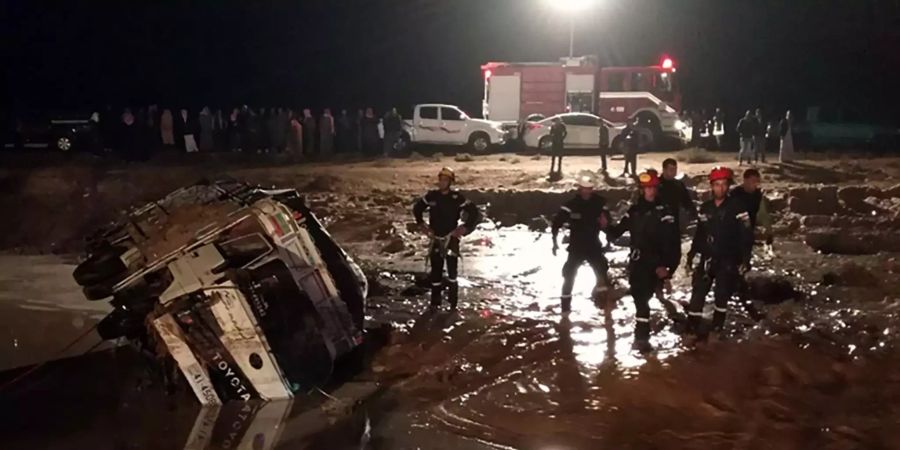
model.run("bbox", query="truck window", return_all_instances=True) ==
[630,72,647,91]
[607,73,625,91]
[441,107,464,121]
[419,107,438,120]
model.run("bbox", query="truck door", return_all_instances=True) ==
[440,107,467,144]
[415,106,441,143]
[487,75,521,121]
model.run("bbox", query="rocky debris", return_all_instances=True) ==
[745,273,800,304]
[788,186,841,215]
[530,154,542,160]
[805,231,879,255]
[454,153,474,162]
[382,237,406,254]
[823,263,881,287]
[409,152,426,161]
[305,174,339,192]
[528,216,549,232]
[461,188,633,227]
[838,186,881,214]
[431,153,444,162]
[800,215,834,229]
[806,230,900,254]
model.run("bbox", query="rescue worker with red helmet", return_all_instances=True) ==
[413,167,481,309]
[551,177,612,313]
[685,166,754,337]
[607,170,680,351]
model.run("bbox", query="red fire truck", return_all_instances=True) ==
[481,55,690,146]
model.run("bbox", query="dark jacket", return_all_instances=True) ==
[608,198,680,271]
[658,177,697,224]
[689,196,754,266]
[729,186,763,229]
[737,116,760,139]
[551,193,611,250]
[550,122,567,149]
[383,112,403,134]
[413,189,481,237]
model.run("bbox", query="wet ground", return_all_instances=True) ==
[4,152,900,448]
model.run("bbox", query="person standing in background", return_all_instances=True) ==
[302,109,317,156]
[337,109,353,153]
[754,108,766,163]
[160,108,175,148]
[779,110,795,163]
[382,107,403,156]
[179,109,199,153]
[362,107,380,156]
[213,109,226,151]
[288,111,304,158]
[736,110,757,166]
[320,108,335,157]
[713,107,725,150]
[198,107,214,152]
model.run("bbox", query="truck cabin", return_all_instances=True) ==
[598,64,681,123]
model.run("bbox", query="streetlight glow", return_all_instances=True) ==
[546,0,594,12]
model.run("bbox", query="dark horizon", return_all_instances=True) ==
[5,0,900,122]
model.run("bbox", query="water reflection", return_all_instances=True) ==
[183,401,292,450]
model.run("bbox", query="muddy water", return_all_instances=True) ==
[0,254,109,370]
[3,226,900,449]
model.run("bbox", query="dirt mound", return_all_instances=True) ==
[305,174,340,192]
[788,186,842,215]
[462,188,633,226]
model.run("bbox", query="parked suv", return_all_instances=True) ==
[73,179,367,404]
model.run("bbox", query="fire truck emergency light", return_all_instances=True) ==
[484,69,492,79]
[661,57,674,70]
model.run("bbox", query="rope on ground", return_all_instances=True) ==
[0,322,100,393]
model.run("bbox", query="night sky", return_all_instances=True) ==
[5,0,900,122]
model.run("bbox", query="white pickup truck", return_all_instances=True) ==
[398,104,509,153]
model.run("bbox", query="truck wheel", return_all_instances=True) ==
[610,136,624,155]
[635,112,662,150]
[395,133,412,155]
[57,136,73,152]
[538,136,553,152]
[468,132,491,153]
[83,284,113,301]
[73,248,127,286]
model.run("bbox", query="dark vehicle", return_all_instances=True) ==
[3,112,97,152]
[73,179,368,404]
[793,106,900,151]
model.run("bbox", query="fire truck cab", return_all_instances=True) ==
[481,55,689,148]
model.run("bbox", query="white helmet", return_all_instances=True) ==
[577,176,594,189]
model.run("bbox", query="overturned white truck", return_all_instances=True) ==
[73,179,367,404]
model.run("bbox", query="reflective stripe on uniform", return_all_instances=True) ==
[447,278,458,283]
[698,214,708,222]
[461,200,472,207]
[560,206,572,213]
[714,306,728,312]
[688,311,704,317]
[736,212,750,221]
[635,317,650,323]
[661,215,675,223]
[560,294,572,299]
[431,282,443,287]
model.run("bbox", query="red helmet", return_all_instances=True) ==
[638,170,660,187]
[708,166,733,183]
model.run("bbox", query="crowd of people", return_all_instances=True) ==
[415,159,771,352]
[682,107,798,163]
[88,105,406,160]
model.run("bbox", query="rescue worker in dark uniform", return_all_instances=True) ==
[598,121,609,173]
[619,119,639,177]
[607,170,680,352]
[548,117,567,181]
[657,158,698,309]
[729,168,771,321]
[413,167,481,310]
[686,166,754,337]
[551,177,612,313]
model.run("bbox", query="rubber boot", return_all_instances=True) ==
[633,322,653,353]
[448,283,459,310]
[711,311,726,332]
[430,286,442,308]
[561,295,572,313]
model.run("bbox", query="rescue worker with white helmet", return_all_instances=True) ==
[413,167,481,309]
[607,170,680,352]
[551,176,612,313]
